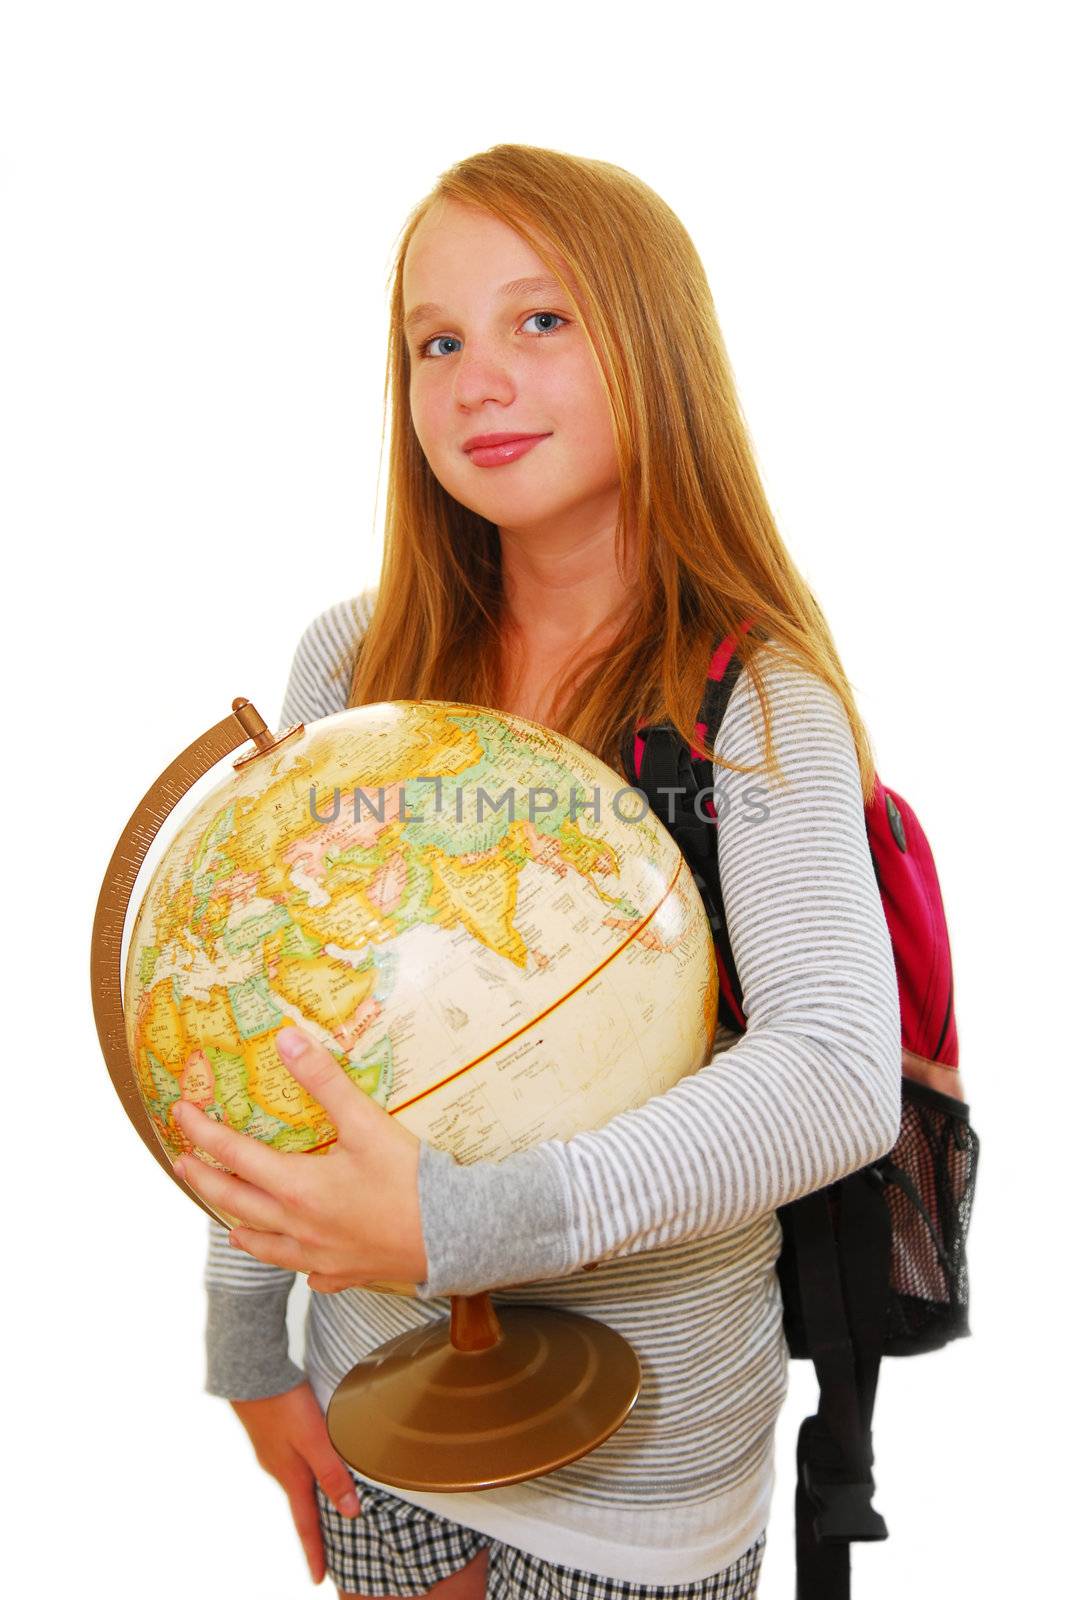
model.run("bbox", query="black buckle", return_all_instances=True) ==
[801,1460,889,1544]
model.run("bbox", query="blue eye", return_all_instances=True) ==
[416,311,568,360]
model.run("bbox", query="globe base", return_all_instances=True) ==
[325,1294,641,1491]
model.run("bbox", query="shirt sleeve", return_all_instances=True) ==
[412,654,902,1301]
[202,591,376,1399]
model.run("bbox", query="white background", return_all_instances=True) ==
[3,3,1067,1596]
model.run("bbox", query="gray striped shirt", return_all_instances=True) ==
[203,587,901,1582]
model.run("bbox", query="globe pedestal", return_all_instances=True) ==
[326,1292,641,1491]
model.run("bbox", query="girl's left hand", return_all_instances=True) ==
[171,1025,429,1293]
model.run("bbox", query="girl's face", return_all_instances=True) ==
[402,199,620,539]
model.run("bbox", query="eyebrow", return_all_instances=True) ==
[402,275,566,334]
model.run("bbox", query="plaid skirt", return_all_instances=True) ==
[314,1474,766,1598]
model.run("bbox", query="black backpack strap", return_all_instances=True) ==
[690,648,748,1031]
[695,642,746,757]
[788,1171,892,1599]
[624,642,750,1034]
[637,725,722,925]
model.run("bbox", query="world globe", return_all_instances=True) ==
[93,691,723,1488]
[120,697,719,1296]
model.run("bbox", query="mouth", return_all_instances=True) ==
[462,433,552,468]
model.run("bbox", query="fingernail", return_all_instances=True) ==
[277,1026,310,1062]
[339,1491,359,1515]
[173,1158,186,1180]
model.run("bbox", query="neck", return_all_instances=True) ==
[498,506,636,650]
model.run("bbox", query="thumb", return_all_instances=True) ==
[274,1026,377,1144]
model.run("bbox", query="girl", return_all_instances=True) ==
[192,144,901,1599]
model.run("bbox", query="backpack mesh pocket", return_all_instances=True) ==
[875,1077,979,1355]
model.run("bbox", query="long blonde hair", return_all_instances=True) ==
[339,142,876,799]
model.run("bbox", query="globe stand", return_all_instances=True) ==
[90,699,643,1495]
[327,1291,641,1491]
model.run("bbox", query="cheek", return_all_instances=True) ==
[556,367,617,471]
[409,383,446,457]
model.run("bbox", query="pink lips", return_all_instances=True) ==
[464,434,551,468]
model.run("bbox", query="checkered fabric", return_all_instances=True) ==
[314,1476,766,1598]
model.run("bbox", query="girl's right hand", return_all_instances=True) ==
[229,1380,361,1585]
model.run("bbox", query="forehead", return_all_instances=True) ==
[402,200,573,325]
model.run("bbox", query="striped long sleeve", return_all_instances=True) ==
[411,655,902,1300]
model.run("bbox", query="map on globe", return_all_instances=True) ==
[124,699,719,1204]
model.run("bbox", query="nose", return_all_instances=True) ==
[449,338,519,409]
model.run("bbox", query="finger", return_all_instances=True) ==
[172,1098,304,1198]
[286,1474,327,1584]
[174,1151,291,1235]
[310,1453,362,1518]
[275,1027,376,1143]
[307,1272,365,1294]
[227,1226,314,1273]
[289,1391,362,1519]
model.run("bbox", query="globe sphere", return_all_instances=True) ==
[123,698,718,1285]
